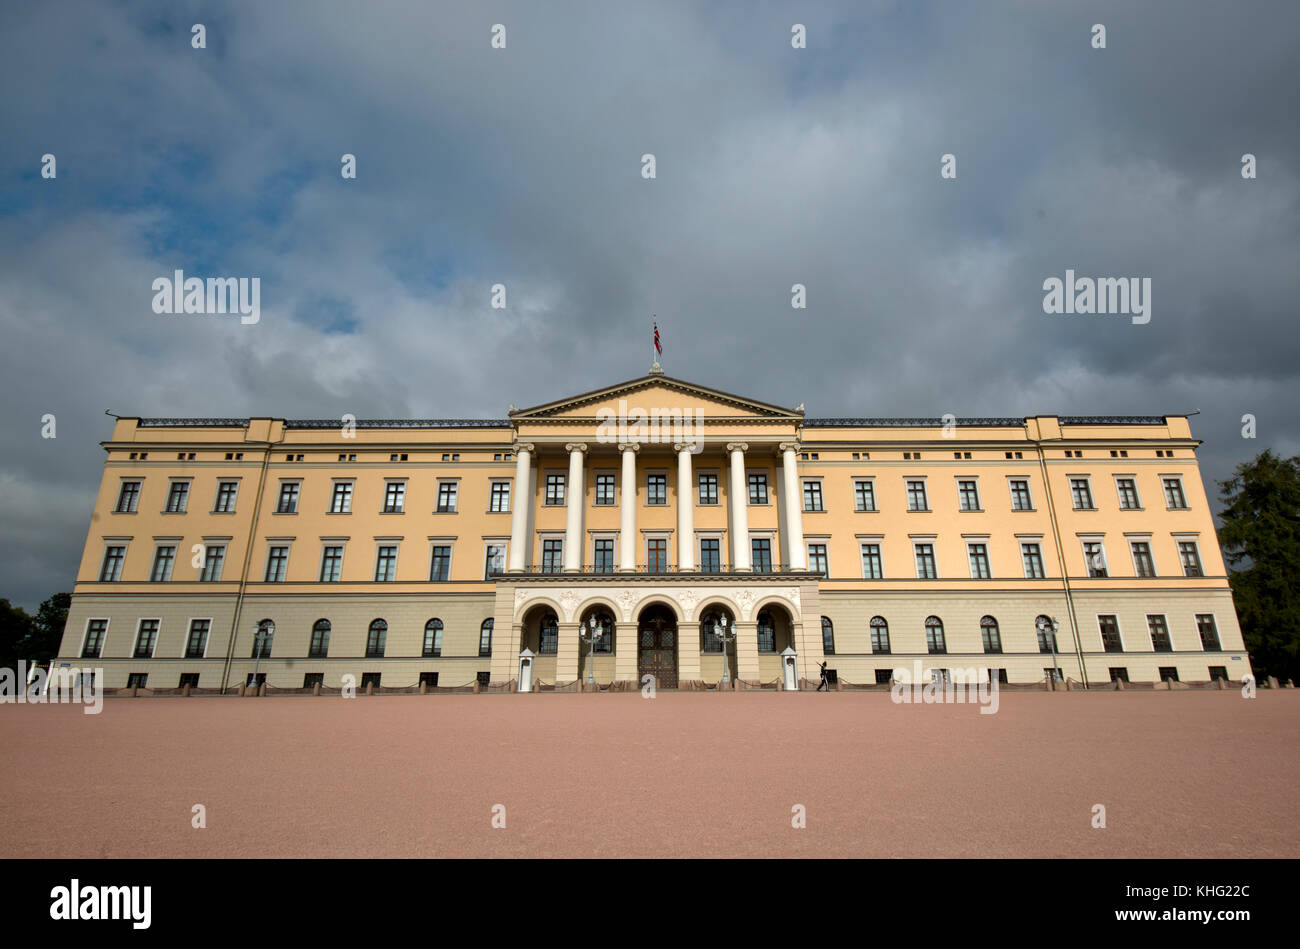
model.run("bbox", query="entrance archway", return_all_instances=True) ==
[637,603,678,689]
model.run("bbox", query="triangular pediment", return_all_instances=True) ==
[510,374,803,421]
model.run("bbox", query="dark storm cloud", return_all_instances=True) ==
[0,0,1297,608]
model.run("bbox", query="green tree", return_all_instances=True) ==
[0,598,36,672]
[25,592,71,663]
[1217,450,1300,682]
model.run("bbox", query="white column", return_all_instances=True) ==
[727,442,751,571]
[676,443,695,571]
[780,442,807,570]
[619,443,638,571]
[563,443,586,572]
[507,443,533,572]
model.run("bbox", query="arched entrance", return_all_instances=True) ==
[637,603,678,689]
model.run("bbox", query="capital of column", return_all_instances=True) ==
[515,442,535,454]
[564,442,588,454]
[726,442,749,453]
[778,442,801,454]
[618,442,640,454]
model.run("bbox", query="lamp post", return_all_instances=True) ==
[250,622,272,694]
[579,615,602,685]
[713,614,736,684]
[1037,615,1061,688]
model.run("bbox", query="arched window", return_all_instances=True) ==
[821,616,835,655]
[870,616,890,654]
[1036,614,1056,653]
[925,616,946,655]
[423,619,443,658]
[479,618,494,657]
[539,612,558,655]
[756,610,775,653]
[366,619,387,658]
[252,618,274,658]
[700,609,728,653]
[309,619,330,658]
[981,616,1001,654]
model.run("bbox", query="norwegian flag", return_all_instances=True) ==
[653,321,662,356]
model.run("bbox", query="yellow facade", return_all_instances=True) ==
[56,370,1251,690]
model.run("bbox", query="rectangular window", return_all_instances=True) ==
[854,480,876,512]
[178,672,200,689]
[647,538,668,573]
[958,480,980,511]
[751,538,773,572]
[384,482,406,513]
[199,544,225,582]
[1130,541,1156,578]
[1098,615,1124,652]
[860,543,883,579]
[1009,480,1033,511]
[595,473,616,506]
[914,543,937,579]
[484,544,505,579]
[436,482,458,513]
[1083,541,1108,577]
[303,672,325,689]
[214,480,239,513]
[807,543,828,576]
[1116,478,1140,509]
[276,482,299,514]
[320,546,344,582]
[593,538,615,574]
[1070,478,1094,510]
[1148,614,1173,651]
[1208,665,1228,682]
[542,539,563,573]
[1196,614,1221,651]
[1159,666,1179,683]
[116,481,142,513]
[418,671,439,687]
[1108,667,1130,683]
[134,619,159,658]
[361,672,382,689]
[126,673,148,689]
[748,473,768,505]
[545,473,566,506]
[967,543,990,579]
[874,669,893,684]
[165,481,190,513]
[329,482,353,513]
[265,546,289,582]
[150,546,176,582]
[374,545,398,581]
[906,480,928,511]
[185,619,209,659]
[1163,477,1188,509]
[698,473,718,505]
[490,481,511,512]
[82,619,108,658]
[647,474,667,505]
[802,480,824,513]
[428,545,451,582]
[1178,541,1203,577]
[1021,542,1045,579]
[700,538,720,573]
[99,546,126,582]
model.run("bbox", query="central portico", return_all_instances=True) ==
[486,369,824,687]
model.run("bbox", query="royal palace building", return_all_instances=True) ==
[56,367,1251,690]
